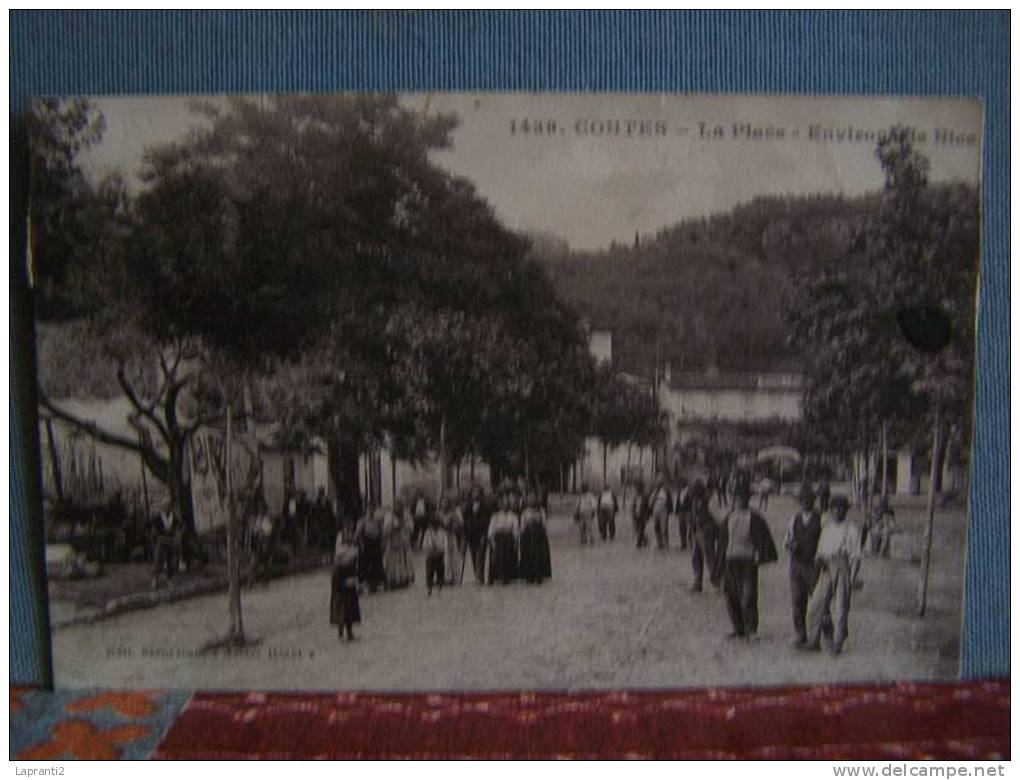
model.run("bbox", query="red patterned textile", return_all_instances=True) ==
[154,680,1009,760]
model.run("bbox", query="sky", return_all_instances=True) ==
[80,92,982,251]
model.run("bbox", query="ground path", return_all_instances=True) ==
[53,494,964,691]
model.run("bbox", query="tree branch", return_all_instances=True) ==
[39,394,170,482]
[116,361,170,443]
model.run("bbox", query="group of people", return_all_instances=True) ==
[575,472,864,654]
[329,485,553,642]
[330,470,868,654]
[573,474,704,552]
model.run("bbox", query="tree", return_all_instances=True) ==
[785,126,979,617]
[28,98,106,319]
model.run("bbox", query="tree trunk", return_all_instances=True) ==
[623,443,633,505]
[934,426,950,493]
[917,404,942,617]
[523,436,531,488]
[328,433,363,521]
[941,426,957,495]
[225,403,245,644]
[44,418,64,501]
[602,440,608,485]
[391,452,397,504]
[438,415,447,499]
[881,419,890,499]
[167,442,194,537]
[139,449,151,521]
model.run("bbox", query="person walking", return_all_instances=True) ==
[462,486,491,584]
[783,489,822,646]
[354,506,386,594]
[330,528,361,642]
[631,481,651,548]
[411,489,433,551]
[757,475,774,511]
[382,499,414,589]
[716,470,729,507]
[574,484,598,546]
[717,483,778,640]
[689,481,721,593]
[488,493,520,584]
[597,483,618,541]
[674,477,692,549]
[803,496,861,654]
[518,492,552,584]
[421,515,448,596]
[649,475,673,550]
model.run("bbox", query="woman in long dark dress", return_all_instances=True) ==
[518,492,552,584]
[354,507,386,593]
[487,492,519,585]
[330,530,362,641]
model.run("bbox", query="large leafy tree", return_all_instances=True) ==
[786,126,979,616]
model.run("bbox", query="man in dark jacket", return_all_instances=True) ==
[461,486,492,584]
[783,488,822,646]
[717,483,778,640]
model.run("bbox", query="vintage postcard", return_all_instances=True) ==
[30,92,981,690]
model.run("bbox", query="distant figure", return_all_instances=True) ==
[816,479,832,514]
[421,515,448,596]
[518,492,552,584]
[597,483,618,541]
[674,477,692,549]
[250,504,274,586]
[803,496,861,654]
[649,475,673,550]
[488,493,520,585]
[727,472,741,508]
[354,507,386,594]
[411,490,433,551]
[757,476,774,511]
[462,486,492,584]
[718,483,778,640]
[867,496,898,558]
[715,471,729,507]
[437,496,465,585]
[312,487,335,549]
[382,500,414,589]
[689,481,720,593]
[330,529,361,642]
[574,484,598,546]
[631,481,651,549]
[150,500,181,590]
[784,489,822,646]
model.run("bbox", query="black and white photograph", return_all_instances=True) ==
[30,92,982,690]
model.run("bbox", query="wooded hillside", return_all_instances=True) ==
[534,194,880,376]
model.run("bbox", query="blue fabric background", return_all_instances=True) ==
[9,11,1009,686]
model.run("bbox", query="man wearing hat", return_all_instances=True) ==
[717,482,778,640]
[783,488,822,646]
[803,496,861,654]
